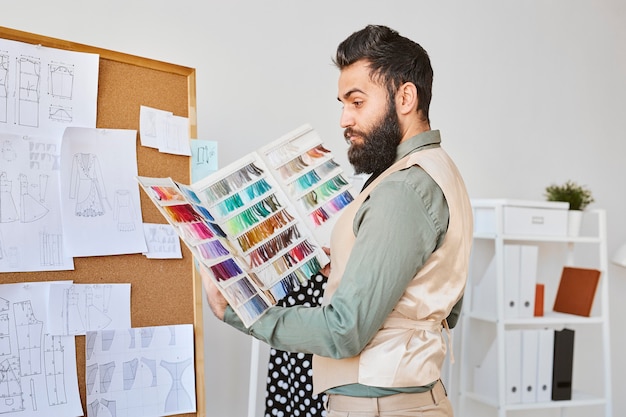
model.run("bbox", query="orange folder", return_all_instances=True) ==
[553,267,601,317]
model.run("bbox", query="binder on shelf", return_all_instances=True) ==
[503,245,521,318]
[472,256,497,317]
[521,329,539,403]
[534,283,545,317]
[505,329,522,404]
[553,266,601,317]
[536,328,554,402]
[519,245,538,318]
[473,339,498,401]
[552,328,575,401]
[503,244,538,318]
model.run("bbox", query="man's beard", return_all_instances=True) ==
[346,102,402,175]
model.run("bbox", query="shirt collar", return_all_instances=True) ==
[395,129,441,162]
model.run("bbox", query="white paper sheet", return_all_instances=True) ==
[142,223,183,259]
[139,106,169,149]
[0,133,74,272]
[139,106,191,156]
[0,281,82,417]
[47,283,131,336]
[59,127,148,257]
[85,324,196,417]
[0,38,99,137]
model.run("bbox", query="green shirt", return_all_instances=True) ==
[225,130,462,396]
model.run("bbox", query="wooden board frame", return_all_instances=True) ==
[0,26,205,417]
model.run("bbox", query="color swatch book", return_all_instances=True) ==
[138,124,355,327]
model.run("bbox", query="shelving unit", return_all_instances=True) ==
[458,200,612,417]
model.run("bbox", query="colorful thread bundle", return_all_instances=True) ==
[221,276,257,305]
[307,144,331,158]
[178,186,201,204]
[202,162,264,205]
[210,258,244,281]
[222,194,283,236]
[277,156,309,180]
[212,178,273,218]
[179,221,226,242]
[215,193,245,217]
[286,240,316,263]
[309,190,354,226]
[265,142,302,167]
[196,239,230,260]
[255,243,319,287]
[149,185,185,202]
[276,147,334,181]
[324,190,354,214]
[300,174,349,210]
[239,294,270,323]
[267,271,306,301]
[247,225,302,267]
[235,209,295,252]
[163,204,205,223]
[265,137,330,167]
[288,170,321,194]
[192,204,215,221]
[242,178,273,200]
[314,159,341,178]
[300,254,322,276]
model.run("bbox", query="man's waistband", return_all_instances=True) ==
[326,379,447,412]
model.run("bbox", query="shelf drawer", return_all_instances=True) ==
[503,206,568,236]
[472,199,569,236]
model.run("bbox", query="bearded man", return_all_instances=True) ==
[203,24,473,417]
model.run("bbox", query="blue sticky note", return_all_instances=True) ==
[191,139,218,182]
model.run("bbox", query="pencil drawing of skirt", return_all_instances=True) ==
[74,179,105,217]
[70,153,107,217]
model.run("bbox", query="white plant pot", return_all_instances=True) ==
[568,210,583,237]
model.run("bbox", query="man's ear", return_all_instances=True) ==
[396,82,418,116]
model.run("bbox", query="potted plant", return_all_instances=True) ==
[544,180,594,236]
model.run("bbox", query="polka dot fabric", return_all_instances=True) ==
[264,273,328,417]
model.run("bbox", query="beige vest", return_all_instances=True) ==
[312,147,473,394]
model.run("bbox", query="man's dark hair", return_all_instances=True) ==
[334,25,433,123]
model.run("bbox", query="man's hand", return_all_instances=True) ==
[320,246,331,277]
[198,264,228,321]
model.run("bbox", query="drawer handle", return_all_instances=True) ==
[531,216,545,225]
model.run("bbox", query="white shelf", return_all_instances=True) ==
[473,232,602,244]
[468,310,604,326]
[465,390,606,411]
[458,202,612,417]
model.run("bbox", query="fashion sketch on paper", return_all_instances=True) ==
[1,171,49,223]
[19,173,49,222]
[69,152,111,217]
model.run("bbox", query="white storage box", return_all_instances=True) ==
[472,199,569,236]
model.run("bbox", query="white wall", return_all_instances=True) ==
[4,1,626,416]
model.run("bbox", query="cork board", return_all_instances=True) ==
[0,26,204,417]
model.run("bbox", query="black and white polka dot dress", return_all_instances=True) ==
[264,273,328,417]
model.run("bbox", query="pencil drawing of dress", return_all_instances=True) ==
[69,153,107,217]
[114,190,136,231]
